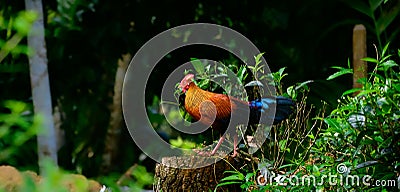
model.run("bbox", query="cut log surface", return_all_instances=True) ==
[154,154,240,192]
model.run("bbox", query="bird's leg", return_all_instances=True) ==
[210,135,225,155]
[231,134,238,157]
[194,135,225,156]
[195,134,238,157]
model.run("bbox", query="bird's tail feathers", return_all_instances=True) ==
[249,96,295,124]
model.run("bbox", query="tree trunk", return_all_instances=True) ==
[101,53,131,173]
[154,155,240,192]
[25,0,58,171]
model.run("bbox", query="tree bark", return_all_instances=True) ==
[101,53,131,173]
[25,0,58,171]
[154,155,240,192]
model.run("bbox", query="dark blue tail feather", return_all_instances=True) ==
[249,96,295,125]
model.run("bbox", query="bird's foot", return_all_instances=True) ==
[231,148,238,157]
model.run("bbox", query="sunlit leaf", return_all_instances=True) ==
[342,88,362,96]
[327,68,353,80]
[361,57,379,63]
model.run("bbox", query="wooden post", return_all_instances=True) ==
[352,24,367,94]
[154,155,240,192]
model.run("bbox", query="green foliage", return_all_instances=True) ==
[343,0,400,50]
[216,45,399,191]
[0,10,36,79]
[0,100,38,167]
[214,57,325,191]
[321,43,399,190]
[97,165,154,192]
[1,0,400,190]
[0,10,37,63]
[170,136,197,149]
[214,170,247,192]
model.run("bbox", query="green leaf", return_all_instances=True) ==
[191,58,205,74]
[278,67,286,76]
[287,85,296,99]
[381,42,390,57]
[278,140,288,151]
[344,0,372,17]
[327,68,353,80]
[379,60,398,71]
[295,80,313,90]
[376,4,400,36]
[220,173,244,181]
[254,52,265,65]
[342,88,362,96]
[236,65,246,81]
[357,89,378,96]
[245,173,254,181]
[368,0,384,12]
[361,57,379,63]
[374,135,384,143]
[324,118,342,131]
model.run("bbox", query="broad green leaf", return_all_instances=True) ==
[287,85,296,99]
[379,60,398,71]
[324,118,342,131]
[278,67,286,76]
[190,58,205,74]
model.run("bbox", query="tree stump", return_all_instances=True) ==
[154,154,241,192]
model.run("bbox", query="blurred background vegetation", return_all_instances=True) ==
[1,0,399,191]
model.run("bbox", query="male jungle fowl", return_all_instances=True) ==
[179,73,295,157]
